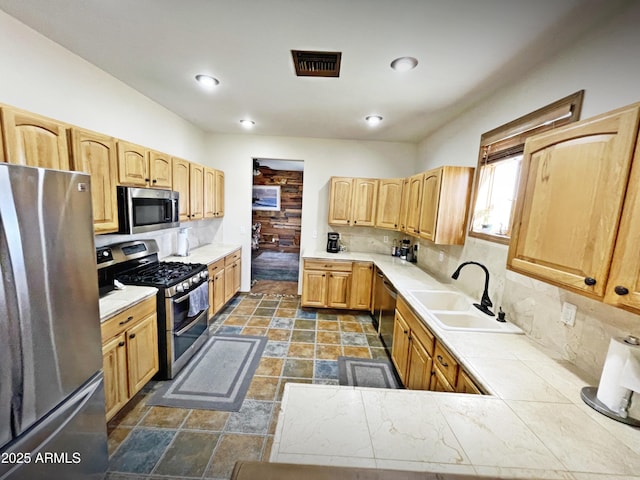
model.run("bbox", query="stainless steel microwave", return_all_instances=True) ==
[117,186,179,234]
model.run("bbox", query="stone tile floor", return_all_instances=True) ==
[106,292,387,480]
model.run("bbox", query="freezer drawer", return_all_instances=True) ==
[0,372,108,480]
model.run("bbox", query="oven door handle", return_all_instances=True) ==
[174,310,206,337]
[174,291,193,304]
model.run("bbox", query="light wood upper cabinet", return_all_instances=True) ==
[507,103,640,305]
[148,150,172,188]
[328,177,378,226]
[69,128,119,234]
[419,166,474,245]
[204,167,217,219]
[1,108,70,170]
[189,162,205,220]
[215,169,225,217]
[399,177,410,232]
[172,157,190,221]
[405,173,424,236]
[375,178,404,230]
[328,177,353,225]
[117,141,148,187]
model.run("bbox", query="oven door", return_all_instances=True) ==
[166,286,210,378]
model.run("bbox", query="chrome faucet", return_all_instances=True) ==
[451,261,495,316]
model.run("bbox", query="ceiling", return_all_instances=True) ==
[0,0,618,143]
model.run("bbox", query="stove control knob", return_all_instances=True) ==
[200,271,208,280]
[176,284,184,293]
[183,281,190,291]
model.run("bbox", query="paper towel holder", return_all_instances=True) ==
[580,335,640,427]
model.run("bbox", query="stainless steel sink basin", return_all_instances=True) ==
[432,312,523,334]
[407,290,470,311]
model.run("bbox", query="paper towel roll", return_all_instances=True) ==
[596,336,640,416]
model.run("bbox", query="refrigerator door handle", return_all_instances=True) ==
[0,374,104,479]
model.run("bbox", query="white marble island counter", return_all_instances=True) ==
[270,250,640,478]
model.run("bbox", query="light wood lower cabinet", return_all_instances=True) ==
[101,296,158,421]
[392,296,482,395]
[207,249,242,321]
[301,259,374,310]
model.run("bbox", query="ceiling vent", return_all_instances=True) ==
[291,50,342,77]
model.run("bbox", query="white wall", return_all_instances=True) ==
[415,0,640,379]
[0,10,206,163]
[205,133,417,291]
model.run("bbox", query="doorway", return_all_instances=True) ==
[251,158,304,296]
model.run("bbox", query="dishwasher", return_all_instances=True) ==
[373,268,397,354]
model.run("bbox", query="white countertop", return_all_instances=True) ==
[271,250,640,478]
[99,285,157,322]
[162,242,241,265]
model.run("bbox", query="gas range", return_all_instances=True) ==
[97,239,211,379]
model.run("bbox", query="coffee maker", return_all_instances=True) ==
[327,232,340,253]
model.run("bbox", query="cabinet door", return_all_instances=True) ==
[351,178,378,226]
[102,333,129,421]
[430,366,455,392]
[172,157,191,221]
[328,177,353,225]
[350,262,373,310]
[456,369,482,395]
[213,268,226,315]
[69,128,119,234]
[190,163,205,220]
[398,177,410,232]
[149,150,172,188]
[508,105,640,299]
[224,264,235,303]
[204,167,217,218]
[419,168,442,242]
[215,170,225,217]
[406,336,433,391]
[391,311,410,385]
[405,173,424,236]
[1,108,70,170]
[327,271,351,308]
[376,178,403,230]
[117,141,148,187]
[126,312,159,396]
[301,270,328,307]
[233,259,242,294]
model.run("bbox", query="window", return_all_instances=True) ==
[469,90,584,244]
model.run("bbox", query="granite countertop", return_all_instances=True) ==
[270,250,640,478]
[162,242,241,265]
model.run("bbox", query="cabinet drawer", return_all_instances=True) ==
[224,249,241,266]
[101,296,156,343]
[304,259,352,272]
[209,258,225,275]
[433,341,459,386]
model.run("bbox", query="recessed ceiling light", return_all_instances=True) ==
[390,56,418,72]
[365,115,383,126]
[240,119,255,129]
[195,74,219,88]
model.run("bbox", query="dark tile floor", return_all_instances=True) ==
[106,292,386,480]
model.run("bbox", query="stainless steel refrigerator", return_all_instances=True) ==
[0,164,108,479]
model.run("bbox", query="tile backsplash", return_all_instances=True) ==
[416,237,640,382]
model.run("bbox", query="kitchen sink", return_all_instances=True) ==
[407,290,470,311]
[432,312,523,334]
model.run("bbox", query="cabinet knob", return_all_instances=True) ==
[614,285,630,296]
[322,274,326,277]
[129,333,136,339]
[118,341,125,347]
[354,221,357,224]
[152,179,157,183]
[403,329,408,334]
[145,178,150,182]
[584,277,597,286]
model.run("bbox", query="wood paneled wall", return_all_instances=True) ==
[252,167,303,253]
